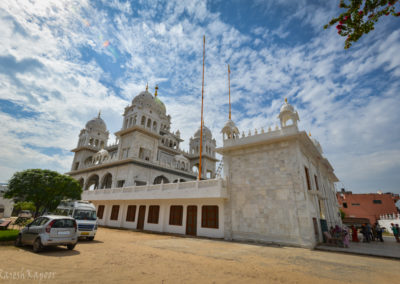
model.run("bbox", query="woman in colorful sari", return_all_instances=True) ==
[351,225,359,242]
[343,226,350,248]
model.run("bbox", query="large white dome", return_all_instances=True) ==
[131,90,166,115]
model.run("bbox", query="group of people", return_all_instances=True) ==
[327,225,350,247]
[350,223,384,243]
[325,222,400,247]
[391,223,400,243]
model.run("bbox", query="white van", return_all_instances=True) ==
[54,200,98,240]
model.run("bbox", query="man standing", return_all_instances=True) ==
[390,223,399,243]
[375,222,384,242]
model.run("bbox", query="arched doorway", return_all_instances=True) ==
[153,175,169,184]
[101,173,112,189]
[86,174,99,190]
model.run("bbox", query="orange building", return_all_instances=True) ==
[336,190,400,224]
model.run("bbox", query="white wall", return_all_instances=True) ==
[378,219,400,234]
[93,199,225,239]
[0,193,14,218]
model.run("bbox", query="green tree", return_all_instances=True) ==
[324,0,400,49]
[13,201,36,213]
[5,169,82,217]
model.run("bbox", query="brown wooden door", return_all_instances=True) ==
[186,206,197,236]
[137,205,146,230]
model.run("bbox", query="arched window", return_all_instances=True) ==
[147,118,152,128]
[133,115,137,125]
[100,141,104,149]
[153,176,169,184]
[153,121,157,131]
[89,138,94,146]
[95,139,99,147]
[101,173,112,189]
[129,117,133,127]
[141,116,146,126]
[86,174,99,190]
[84,156,93,166]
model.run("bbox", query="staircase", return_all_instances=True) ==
[215,161,223,178]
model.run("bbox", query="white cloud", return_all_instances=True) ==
[0,0,399,195]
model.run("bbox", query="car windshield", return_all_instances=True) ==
[73,209,97,221]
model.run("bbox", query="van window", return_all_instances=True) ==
[73,210,97,221]
[54,209,70,216]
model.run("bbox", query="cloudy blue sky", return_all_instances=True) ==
[0,0,399,194]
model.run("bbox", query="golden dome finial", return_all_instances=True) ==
[285,97,288,103]
[309,132,312,137]
[146,82,148,91]
[155,85,158,97]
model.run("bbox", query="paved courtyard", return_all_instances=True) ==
[1,227,399,283]
[317,236,400,259]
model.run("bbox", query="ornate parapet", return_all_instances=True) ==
[82,178,227,201]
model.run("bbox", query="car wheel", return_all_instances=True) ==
[67,244,76,250]
[14,235,22,247]
[33,238,42,253]
[87,236,94,241]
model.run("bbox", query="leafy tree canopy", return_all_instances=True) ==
[324,0,400,49]
[13,201,36,212]
[5,169,82,217]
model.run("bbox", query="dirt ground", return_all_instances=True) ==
[0,227,399,283]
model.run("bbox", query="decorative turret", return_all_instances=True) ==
[278,98,300,128]
[189,124,217,179]
[80,111,109,149]
[71,111,109,171]
[221,119,239,140]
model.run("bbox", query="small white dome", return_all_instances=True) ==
[194,125,212,139]
[86,114,107,132]
[280,100,295,114]
[278,98,299,128]
[221,119,240,139]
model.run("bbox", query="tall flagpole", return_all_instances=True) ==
[228,64,231,120]
[199,35,205,180]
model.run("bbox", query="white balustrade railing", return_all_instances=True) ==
[83,178,225,196]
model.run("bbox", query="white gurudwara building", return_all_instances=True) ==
[69,88,341,248]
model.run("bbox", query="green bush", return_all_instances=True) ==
[0,229,19,242]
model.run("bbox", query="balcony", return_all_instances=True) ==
[82,178,227,201]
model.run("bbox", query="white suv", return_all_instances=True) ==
[15,215,78,253]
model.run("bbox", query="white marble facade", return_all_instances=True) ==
[76,92,341,248]
[68,86,217,189]
[0,184,14,218]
